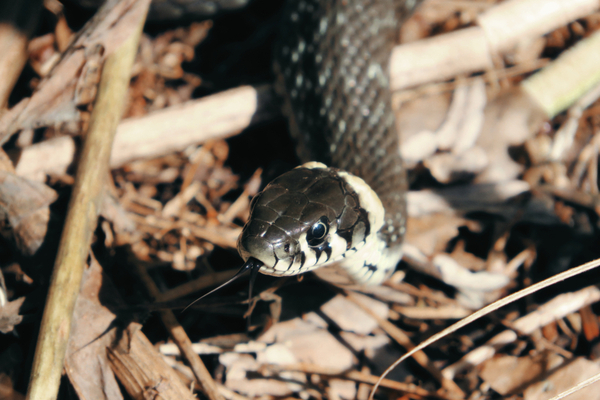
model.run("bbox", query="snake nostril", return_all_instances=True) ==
[274,241,296,260]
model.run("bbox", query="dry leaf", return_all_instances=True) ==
[65,258,125,400]
[0,171,57,255]
[479,353,559,395]
[0,297,25,334]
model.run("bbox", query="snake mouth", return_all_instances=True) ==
[238,233,289,270]
[239,236,302,275]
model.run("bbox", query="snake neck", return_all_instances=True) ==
[274,0,410,256]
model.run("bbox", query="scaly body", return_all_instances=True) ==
[238,0,422,285]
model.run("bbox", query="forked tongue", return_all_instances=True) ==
[183,257,263,312]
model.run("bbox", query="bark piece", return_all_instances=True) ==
[107,330,196,400]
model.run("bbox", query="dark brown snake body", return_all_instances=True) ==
[236,0,423,285]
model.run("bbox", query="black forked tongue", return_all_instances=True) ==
[183,258,263,312]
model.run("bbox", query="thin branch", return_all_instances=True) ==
[25,5,148,399]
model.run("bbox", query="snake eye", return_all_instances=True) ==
[307,217,329,247]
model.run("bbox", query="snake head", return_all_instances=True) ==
[238,162,385,279]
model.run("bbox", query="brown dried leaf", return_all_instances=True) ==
[320,293,388,335]
[0,297,25,334]
[220,351,305,397]
[259,318,355,373]
[65,258,124,400]
[476,88,547,183]
[479,353,558,395]
[0,171,57,255]
[405,213,465,257]
[0,373,25,400]
[426,147,488,184]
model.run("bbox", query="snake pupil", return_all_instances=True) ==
[307,217,329,247]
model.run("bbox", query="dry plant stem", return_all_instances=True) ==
[25,15,146,400]
[271,364,436,398]
[391,0,597,90]
[344,371,433,399]
[133,263,225,400]
[441,285,600,379]
[216,384,252,400]
[393,305,470,320]
[110,85,274,167]
[369,257,600,400]
[218,168,263,225]
[160,311,225,400]
[550,81,600,162]
[344,292,464,397]
[547,372,600,400]
[523,28,600,118]
[386,281,459,306]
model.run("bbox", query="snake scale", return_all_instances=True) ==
[234,0,424,286]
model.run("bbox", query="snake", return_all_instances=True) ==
[232,0,424,288]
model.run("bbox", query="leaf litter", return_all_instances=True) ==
[2,0,600,399]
